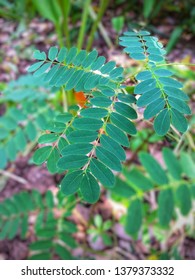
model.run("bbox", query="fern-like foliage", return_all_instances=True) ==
[2,74,54,102]
[112,148,195,237]
[28,30,191,204]
[119,30,191,135]
[0,100,55,169]
[28,46,124,91]
[30,47,137,203]
[0,190,77,260]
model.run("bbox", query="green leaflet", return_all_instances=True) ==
[154,108,170,136]
[60,170,84,195]
[29,240,53,251]
[154,69,173,77]
[112,177,135,198]
[114,102,137,119]
[56,113,73,123]
[33,50,46,60]
[168,97,191,115]
[124,168,153,191]
[162,148,182,180]
[33,146,53,165]
[176,184,191,216]
[159,77,183,88]
[134,79,156,94]
[38,134,59,144]
[117,93,136,104]
[61,143,92,156]
[15,129,27,151]
[164,87,189,101]
[90,96,112,107]
[106,124,129,147]
[136,70,152,80]
[139,152,168,185]
[144,98,165,120]
[48,46,58,61]
[34,63,52,77]
[80,172,100,203]
[89,158,115,188]
[72,118,103,131]
[47,148,60,173]
[125,199,142,236]
[28,61,44,72]
[80,108,108,119]
[25,122,37,141]
[96,146,122,172]
[110,112,136,135]
[100,134,126,161]
[57,47,67,62]
[137,88,161,107]
[6,139,16,161]
[58,137,68,152]
[67,130,98,143]
[0,148,7,169]
[158,189,174,226]
[57,155,88,170]
[180,152,195,179]
[54,244,72,260]
[171,109,188,133]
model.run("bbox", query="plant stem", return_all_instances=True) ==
[86,0,109,51]
[0,170,28,185]
[77,0,91,50]
[55,23,63,48]
[62,87,68,112]
[58,0,71,48]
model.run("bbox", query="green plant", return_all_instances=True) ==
[25,29,192,205]
[0,189,77,259]
[112,148,195,238]
[87,214,113,246]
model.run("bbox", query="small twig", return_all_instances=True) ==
[0,170,28,185]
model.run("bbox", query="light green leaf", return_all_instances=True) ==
[158,189,174,226]
[162,148,182,180]
[126,199,142,236]
[139,152,168,185]
[176,184,191,216]
[124,168,153,191]
[180,152,195,179]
